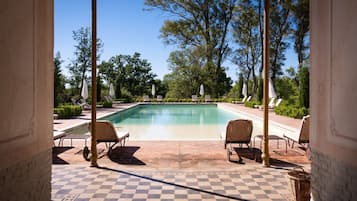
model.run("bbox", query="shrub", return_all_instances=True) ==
[102,101,112,108]
[244,100,261,108]
[54,105,82,119]
[164,98,178,102]
[120,88,134,103]
[274,103,309,119]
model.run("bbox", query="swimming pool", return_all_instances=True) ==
[101,104,290,140]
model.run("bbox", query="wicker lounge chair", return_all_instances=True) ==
[224,119,253,162]
[83,120,129,160]
[283,115,310,148]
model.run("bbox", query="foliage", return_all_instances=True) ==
[257,75,263,102]
[145,0,236,97]
[154,79,168,98]
[54,52,65,107]
[164,48,232,98]
[269,0,293,86]
[227,81,242,100]
[96,73,102,102]
[298,66,309,108]
[232,0,260,96]
[291,0,310,68]
[102,101,112,108]
[119,88,134,103]
[244,100,261,108]
[237,73,244,98]
[275,74,299,105]
[274,102,309,119]
[106,52,156,98]
[98,60,116,83]
[164,49,203,98]
[54,105,82,119]
[67,27,103,94]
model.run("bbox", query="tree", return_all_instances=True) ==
[292,0,309,69]
[54,52,65,107]
[298,66,309,108]
[67,27,103,94]
[228,73,243,99]
[257,75,263,101]
[145,0,236,97]
[108,52,156,97]
[232,0,260,96]
[269,0,293,86]
[96,73,102,102]
[98,61,116,84]
[154,79,168,98]
[237,73,244,98]
[164,49,203,98]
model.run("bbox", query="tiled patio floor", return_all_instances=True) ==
[52,103,309,201]
[52,164,300,201]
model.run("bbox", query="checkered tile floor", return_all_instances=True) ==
[52,165,293,201]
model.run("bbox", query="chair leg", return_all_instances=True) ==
[227,144,234,162]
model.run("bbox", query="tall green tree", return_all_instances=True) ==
[153,79,169,98]
[232,0,260,96]
[67,27,103,94]
[54,52,65,107]
[96,73,102,102]
[292,0,309,69]
[298,66,309,108]
[228,73,244,99]
[145,0,236,97]
[108,52,156,97]
[269,0,293,86]
[164,49,203,98]
[98,60,116,84]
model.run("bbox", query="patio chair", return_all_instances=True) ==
[246,96,252,102]
[271,98,283,109]
[234,96,249,104]
[232,97,245,104]
[71,97,90,110]
[205,95,211,102]
[283,115,310,148]
[224,119,253,162]
[256,97,275,109]
[157,95,163,102]
[84,120,130,160]
[192,95,198,103]
[143,95,150,102]
[104,95,113,102]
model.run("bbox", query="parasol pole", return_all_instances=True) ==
[90,0,98,167]
[262,0,270,167]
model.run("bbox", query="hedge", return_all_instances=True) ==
[274,103,309,119]
[102,101,112,108]
[54,105,82,119]
[244,100,261,108]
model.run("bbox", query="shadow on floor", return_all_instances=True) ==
[231,147,301,168]
[97,166,249,201]
[52,147,72,164]
[108,146,146,165]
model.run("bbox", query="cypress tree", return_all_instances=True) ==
[299,66,309,108]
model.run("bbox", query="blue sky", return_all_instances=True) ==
[55,0,298,82]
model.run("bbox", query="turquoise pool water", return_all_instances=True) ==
[105,104,237,125]
[101,104,293,140]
